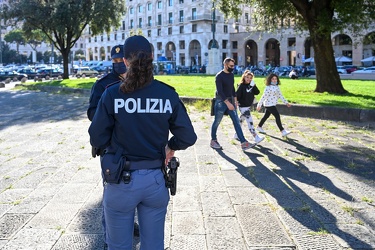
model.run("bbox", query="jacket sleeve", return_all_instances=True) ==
[87,80,106,121]
[252,85,260,95]
[167,100,197,151]
[88,90,115,149]
[277,88,289,104]
[236,84,243,103]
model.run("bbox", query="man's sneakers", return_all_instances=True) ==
[281,130,292,137]
[254,135,264,144]
[241,141,255,151]
[210,140,222,149]
[256,126,266,134]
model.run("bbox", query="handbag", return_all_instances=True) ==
[100,148,127,184]
[210,98,215,116]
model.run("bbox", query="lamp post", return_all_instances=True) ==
[211,2,218,49]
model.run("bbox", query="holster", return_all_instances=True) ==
[100,148,125,184]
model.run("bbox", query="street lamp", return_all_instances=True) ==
[211,2,218,49]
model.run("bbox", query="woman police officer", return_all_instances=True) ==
[88,35,197,250]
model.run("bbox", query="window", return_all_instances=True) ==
[122,21,125,30]
[157,42,162,50]
[222,40,228,49]
[223,25,228,33]
[179,10,184,22]
[148,16,152,27]
[179,26,184,34]
[107,35,110,41]
[138,5,143,13]
[147,30,151,37]
[101,35,103,42]
[179,40,185,49]
[129,7,134,14]
[192,24,197,32]
[232,41,238,49]
[122,33,125,40]
[157,14,162,25]
[168,27,172,35]
[139,18,143,28]
[94,37,97,42]
[147,2,152,11]
[168,0,173,7]
[157,1,162,9]
[114,34,117,40]
[157,29,161,36]
[192,8,197,20]
[130,19,134,29]
[89,37,91,43]
[168,12,173,24]
[179,0,184,3]
[245,13,249,23]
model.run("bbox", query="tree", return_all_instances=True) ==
[4,29,25,55]
[4,0,125,79]
[217,0,375,94]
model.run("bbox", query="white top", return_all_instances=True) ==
[257,85,288,108]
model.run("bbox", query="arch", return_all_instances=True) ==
[188,40,202,66]
[165,42,176,61]
[99,47,106,61]
[332,34,353,58]
[264,38,280,67]
[245,40,258,67]
[362,31,375,66]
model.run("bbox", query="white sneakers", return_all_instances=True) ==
[254,135,264,144]
[256,127,266,134]
[281,130,292,137]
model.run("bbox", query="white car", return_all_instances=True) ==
[336,66,347,74]
[352,66,375,73]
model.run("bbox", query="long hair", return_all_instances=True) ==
[120,51,154,93]
[265,73,281,86]
[240,70,254,84]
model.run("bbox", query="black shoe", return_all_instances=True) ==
[133,222,140,237]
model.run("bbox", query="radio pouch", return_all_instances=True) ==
[100,148,125,184]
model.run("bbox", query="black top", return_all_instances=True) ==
[215,70,236,101]
[236,83,260,107]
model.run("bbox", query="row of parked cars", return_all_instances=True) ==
[337,65,375,74]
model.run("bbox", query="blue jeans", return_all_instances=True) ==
[211,99,246,143]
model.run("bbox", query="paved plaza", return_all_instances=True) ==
[0,86,374,249]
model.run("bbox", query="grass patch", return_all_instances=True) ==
[23,75,375,110]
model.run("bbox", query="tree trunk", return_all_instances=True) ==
[311,34,347,94]
[62,51,70,79]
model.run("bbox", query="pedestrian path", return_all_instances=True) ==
[0,89,374,250]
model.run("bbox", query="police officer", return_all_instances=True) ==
[86,45,139,243]
[87,44,127,121]
[88,35,197,250]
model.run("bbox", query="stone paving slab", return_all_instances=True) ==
[0,89,374,249]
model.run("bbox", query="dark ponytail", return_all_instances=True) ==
[120,51,154,93]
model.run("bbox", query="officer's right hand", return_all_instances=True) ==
[165,145,175,166]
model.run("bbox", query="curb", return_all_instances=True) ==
[19,84,375,123]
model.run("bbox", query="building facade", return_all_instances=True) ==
[3,0,375,67]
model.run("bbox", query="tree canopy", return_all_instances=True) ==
[4,0,126,78]
[217,0,375,94]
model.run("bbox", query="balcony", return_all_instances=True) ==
[187,14,221,22]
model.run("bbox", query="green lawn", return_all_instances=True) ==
[24,75,375,110]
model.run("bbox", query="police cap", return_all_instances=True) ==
[111,45,124,59]
[123,36,152,59]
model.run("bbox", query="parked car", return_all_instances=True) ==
[175,66,189,74]
[17,68,38,79]
[351,66,375,73]
[336,66,347,74]
[0,71,28,81]
[342,65,358,73]
[35,68,63,78]
[74,67,99,77]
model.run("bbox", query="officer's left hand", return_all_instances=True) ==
[165,145,175,165]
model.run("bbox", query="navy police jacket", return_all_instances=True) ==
[87,70,122,121]
[88,79,197,162]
